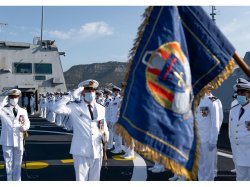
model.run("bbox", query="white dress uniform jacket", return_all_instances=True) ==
[229,102,250,180]
[0,103,30,181]
[196,94,221,144]
[0,104,30,147]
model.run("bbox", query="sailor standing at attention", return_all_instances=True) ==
[52,79,109,181]
[229,78,250,180]
[30,94,35,115]
[23,94,28,109]
[196,84,222,181]
[0,89,30,181]
[110,85,123,154]
[103,88,114,149]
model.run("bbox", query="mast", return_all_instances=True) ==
[40,6,44,42]
[210,6,216,23]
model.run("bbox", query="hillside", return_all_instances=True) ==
[63,61,128,90]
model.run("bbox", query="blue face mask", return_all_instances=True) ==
[84,92,96,103]
[237,95,248,106]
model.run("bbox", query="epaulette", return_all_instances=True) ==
[4,104,9,108]
[209,96,217,102]
[74,100,81,104]
[105,102,110,107]
[231,103,240,110]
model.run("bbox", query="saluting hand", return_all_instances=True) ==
[0,96,8,109]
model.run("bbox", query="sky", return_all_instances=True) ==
[0,6,250,72]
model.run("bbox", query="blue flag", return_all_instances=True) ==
[117,6,235,180]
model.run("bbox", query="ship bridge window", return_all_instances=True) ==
[34,75,46,80]
[13,63,32,74]
[35,63,52,74]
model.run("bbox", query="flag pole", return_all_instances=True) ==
[233,53,250,78]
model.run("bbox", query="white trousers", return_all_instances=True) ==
[55,114,62,127]
[107,122,114,148]
[2,145,24,181]
[40,107,47,118]
[112,123,122,151]
[73,155,102,181]
[198,142,215,181]
[236,165,250,181]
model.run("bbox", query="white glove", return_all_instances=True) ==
[0,96,8,109]
[72,87,84,100]
[208,143,216,151]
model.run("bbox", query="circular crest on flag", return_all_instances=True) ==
[142,41,192,114]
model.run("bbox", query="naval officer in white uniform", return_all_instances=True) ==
[52,79,109,181]
[110,85,123,154]
[0,89,30,181]
[196,84,222,181]
[229,78,250,180]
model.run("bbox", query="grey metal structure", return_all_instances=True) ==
[0,39,67,112]
[213,52,250,123]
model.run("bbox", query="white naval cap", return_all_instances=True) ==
[104,88,112,95]
[96,90,103,95]
[112,85,121,92]
[233,78,250,91]
[78,79,99,89]
[6,89,21,96]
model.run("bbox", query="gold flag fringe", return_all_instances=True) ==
[116,124,199,180]
[193,59,235,108]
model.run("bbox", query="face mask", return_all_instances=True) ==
[9,98,19,106]
[84,92,96,103]
[237,95,248,106]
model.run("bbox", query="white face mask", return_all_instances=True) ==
[9,98,19,106]
[84,92,96,103]
[237,95,248,106]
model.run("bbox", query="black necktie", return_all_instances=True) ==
[88,104,94,120]
[239,107,245,120]
[13,107,17,117]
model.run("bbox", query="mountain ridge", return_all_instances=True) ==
[63,61,128,90]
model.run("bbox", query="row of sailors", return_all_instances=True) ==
[164,78,250,181]
[187,78,250,181]
[38,84,135,160]
[1,77,250,181]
